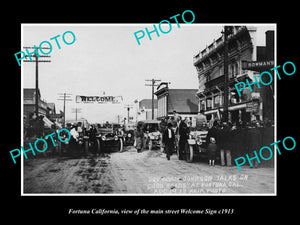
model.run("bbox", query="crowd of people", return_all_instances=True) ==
[134,111,190,160]
[206,119,274,168]
[24,114,94,156]
[25,112,274,169]
[134,110,274,169]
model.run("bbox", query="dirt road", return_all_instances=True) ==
[23,146,275,194]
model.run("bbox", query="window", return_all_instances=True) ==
[230,64,235,78]
[206,98,212,110]
[200,100,205,111]
[229,62,239,78]
[214,95,221,108]
[234,62,239,76]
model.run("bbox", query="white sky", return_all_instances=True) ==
[22,24,275,123]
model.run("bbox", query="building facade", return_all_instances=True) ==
[193,26,274,124]
[137,99,158,121]
[23,88,57,125]
[155,87,198,120]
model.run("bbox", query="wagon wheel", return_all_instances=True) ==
[186,145,194,163]
[176,144,180,158]
[42,143,47,156]
[119,138,124,152]
[96,139,101,154]
[57,141,62,155]
[85,140,89,153]
[149,140,153,150]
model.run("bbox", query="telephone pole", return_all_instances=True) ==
[222,26,231,123]
[145,78,161,119]
[72,108,82,122]
[124,105,133,122]
[57,93,72,127]
[23,46,51,117]
[134,99,139,122]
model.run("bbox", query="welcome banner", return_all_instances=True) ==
[76,95,123,104]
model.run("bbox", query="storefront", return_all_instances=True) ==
[196,72,262,124]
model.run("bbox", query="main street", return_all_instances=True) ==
[23,146,274,194]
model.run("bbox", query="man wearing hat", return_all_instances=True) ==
[163,123,175,160]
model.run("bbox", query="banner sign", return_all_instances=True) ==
[76,95,123,104]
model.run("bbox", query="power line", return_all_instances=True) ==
[57,93,72,127]
[124,105,133,122]
[145,78,161,119]
[23,46,51,117]
[71,108,82,122]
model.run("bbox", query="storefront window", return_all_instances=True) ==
[206,98,212,110]
[214,95,220,108]
[241,87,251,101]
[200,100,205,111]
[230,91,238,104]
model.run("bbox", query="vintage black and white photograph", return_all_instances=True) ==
[21,24,276,195]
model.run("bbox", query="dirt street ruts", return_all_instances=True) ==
[23,146,275,194]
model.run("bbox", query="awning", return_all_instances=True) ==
[204,101,252,115]
[42,116,54,128]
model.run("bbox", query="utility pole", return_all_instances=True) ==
[57,93,72,127]
[134,99,139,122]
[222,26,231,123]
[72,108,82,122]
[117,115,122,124]
[23,46,51,117]
[145,78,161,119]
[124,105,133,123]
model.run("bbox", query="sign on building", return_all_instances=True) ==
[242,60,274,71]
[246,101,260,113]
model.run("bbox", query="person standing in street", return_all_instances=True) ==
[134,122,144,153]
[219,121,232,166]
[163,123,175,160]
[177,116,189,160]
[206,121,219,166]
[70,123,80,154]
[159,118,167,152]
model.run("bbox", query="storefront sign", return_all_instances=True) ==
[242,60,274,70]
[235,61,296,97]
[76,95,123,104]
[49,114,63,119]
[246,101,260,113]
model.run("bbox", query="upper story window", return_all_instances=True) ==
[229,62,239,78]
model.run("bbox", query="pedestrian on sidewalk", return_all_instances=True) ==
[163,123,175,160]
[134,122,144,153]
